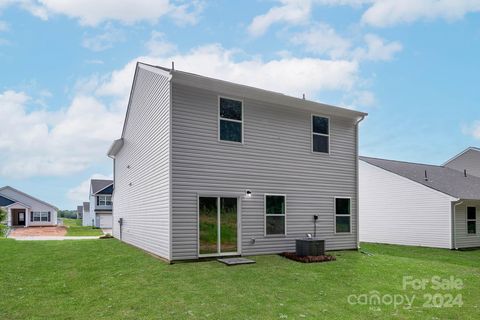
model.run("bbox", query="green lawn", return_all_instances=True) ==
[0,240,479,320]
[62,218,103,236]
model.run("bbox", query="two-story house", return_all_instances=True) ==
[107,62,367,262]
[82,179,113,228]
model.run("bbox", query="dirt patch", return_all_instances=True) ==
[280,252,336,263]
[10,226,67,237]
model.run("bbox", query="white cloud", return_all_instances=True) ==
[463,121,480,140]
[248,0,312,36]
[0,90,124,178]
[290,23,351,58]
[361,0,480,27]
[67,173,112,203]
[1,0,203,26]
[353,34,402,61]
[82,25,125,51]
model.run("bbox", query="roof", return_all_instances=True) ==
[0,195,15,207]
[91,179,113,195]
[0,186,57,210]
[360,156,480,200]
[442,147,480,166]
[108,62,368,156]
[77,206,83,214]
[83,202,90,212]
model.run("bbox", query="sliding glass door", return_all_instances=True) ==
[199,197,238,256]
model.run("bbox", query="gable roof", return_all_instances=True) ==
[0,186,57,209]
[77,205,83,214]
[91,179,113,195]
[0,195,15,207]
[442,147,480,166]
[108,62,368,157]
[360,156,480,200]
[83,201,90,212]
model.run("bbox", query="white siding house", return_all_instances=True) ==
[360,151,480,249]
[0,186,57,227]
[108,62,367,262]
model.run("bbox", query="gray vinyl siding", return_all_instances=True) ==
[454,200,480,248]
[112,66,171,260]
[171,83,358,260]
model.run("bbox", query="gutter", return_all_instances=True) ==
[355,115,366,249]
[452,199,463,250]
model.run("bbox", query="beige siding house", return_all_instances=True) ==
[360,149,480,249]
[108,62,367,262]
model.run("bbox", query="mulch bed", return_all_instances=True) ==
[280,252,336,263]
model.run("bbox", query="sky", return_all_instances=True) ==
[0,0,480,209]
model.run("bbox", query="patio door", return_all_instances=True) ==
[199,197,238,256]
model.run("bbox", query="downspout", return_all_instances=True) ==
[452,199,463,250]
[355,115,366,250]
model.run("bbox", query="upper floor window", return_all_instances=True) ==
[219,97,243,143]
[312,115,329,153]
[97,195,112,206]
[467,207,476,234]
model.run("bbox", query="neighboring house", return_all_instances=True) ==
[82,201,90,223]
[107,62,367,262]
[443,147,480,177]
[76,205,83,219]
[0,186,58,227]
[83,179,113,228]
[360,150,480,249]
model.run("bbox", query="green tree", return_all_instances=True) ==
[0,207,7,237]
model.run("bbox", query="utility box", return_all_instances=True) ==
[296,238,325,256]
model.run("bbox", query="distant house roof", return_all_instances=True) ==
[0,195,15,207]
[0,186,57,210]
[83,202,90,212]
[77,205,83,214]
[360,156,480,200]
[91,180,113,195]
[442,146,480,166]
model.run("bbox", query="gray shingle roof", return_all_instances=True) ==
[91,179,113,195]
[77,205,83,214]
[360,156,480,200]
[83,202,90,212]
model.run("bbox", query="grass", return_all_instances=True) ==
[0,240,479,320]
[62,218,103,236]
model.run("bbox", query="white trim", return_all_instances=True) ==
[264,194,287,237]
[0,186,56,210]
[467,206,477,235]
[197,194,241,258]
[93,183,114,195]
[97,195,112,206]
[311,114,330,155]
[334,196,352,234]
[218,96,244,144]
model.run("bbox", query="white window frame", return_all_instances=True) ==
[98,195,112,206]
[334,197,352,234]
[218,96,244,144]
[32,211,50,222]
[467,206,477,235]
[311,114,330,154]
[264,194,287,236]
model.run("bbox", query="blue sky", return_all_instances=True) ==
[0,0,479,209]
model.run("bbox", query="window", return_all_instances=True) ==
[31,212,50,222]
[97,195,112,206]
[219,97,243,143]
[312,115,329,153]
[265,195,286,235]
[467,207,476,234]
[335,198,351,233]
